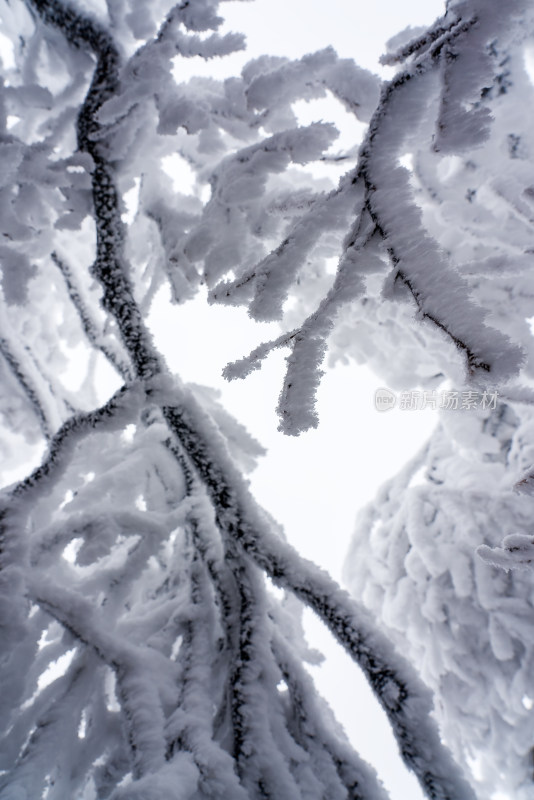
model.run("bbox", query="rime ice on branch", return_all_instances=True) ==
[331,5,534,796]
[0,0,530,798]
[217,1,531,433]
[345,402,534,799]
[5,0,534,800]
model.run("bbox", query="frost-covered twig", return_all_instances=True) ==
[210,178,358,319]
[51,251,134,382]
[477,533,534,571]
[10,381,140,500]
[0,334,56,439]
[218,5,525,434]
[164,550,250,798]
[0,649,101,799]
[272,632,390,800]
[380,16,463,66]
[28,576,171,779]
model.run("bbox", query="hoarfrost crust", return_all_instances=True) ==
[2,0,531,797]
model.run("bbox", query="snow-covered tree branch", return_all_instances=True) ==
[0,0,533,798]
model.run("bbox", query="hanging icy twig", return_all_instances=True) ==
[28,577,171,779]
[380,16,464,66]
[226,204,379,434]
[210,177,360,320]
[272,632,390,800]
[223,329,297,381]
[163,549,250,798]
[0,649,102,798]
[51,251,134,382]
[0,281,79,440]
[477,533,534,571]
[11,381,141,499]
[0,334,57,439]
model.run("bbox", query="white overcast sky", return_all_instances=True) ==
[149,1,448,798]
